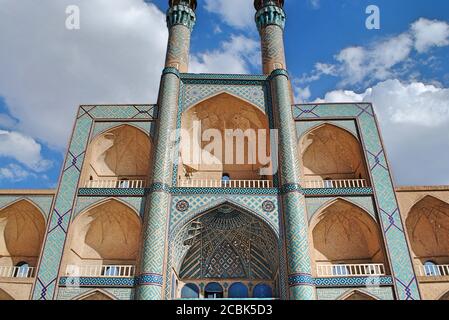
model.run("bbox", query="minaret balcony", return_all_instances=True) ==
[0,265,36,279]
[65,265,136,278]
[82,179,146,189]
[416,264,449,278]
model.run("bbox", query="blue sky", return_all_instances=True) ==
[0,0,449,189]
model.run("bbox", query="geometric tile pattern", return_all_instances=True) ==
[59,277,136,287]
[31,105,157,300]
[57,287,135,300]
[294,103,421,300]
[314,276,394,287]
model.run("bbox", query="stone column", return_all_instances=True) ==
[136,0,196,300]
[255,0,316,299]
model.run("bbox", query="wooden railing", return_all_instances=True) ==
[316,263,385,277]
[65,265,136,278]
[416,264,449,277]
[178,179,273,189]
[0,266,36,278]
[301,179,368,189]
[83,180,146,189]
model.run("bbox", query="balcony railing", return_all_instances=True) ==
[65,265,136,278]
[0,266,36,278]
[83,180,146,189]
[301,179,368,189]
[316,263,386,277]
[416,264,449,277]
[178,179,273,189]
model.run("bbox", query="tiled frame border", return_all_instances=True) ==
[31,104,157,300]
[294,103,421,300]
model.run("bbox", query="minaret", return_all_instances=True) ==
[137,0,196,300]
[254,0,316,300]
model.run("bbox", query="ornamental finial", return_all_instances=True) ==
[254,0,284,11]
[169,0,197,11]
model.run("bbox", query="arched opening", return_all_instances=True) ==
[406,196,449,275]
[62,200,141,278]
[181,283,200,299]
[299,124,369,188]
[80,125,153,188]
[253,283,273,298]
[205,282,224,299]
[179,93,273,188]
[228,283,249,298]
[0,200,45,278]
[311,199,388,277]
[174,203,279,299]
[341,290,378,301]
[0,288,14,300]
[75,290,115,300]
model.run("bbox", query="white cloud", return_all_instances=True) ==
[0,130,52,172]
[412,18,449,53]
[190,35,260,74]
[0,164,35,183]
[300,18,449,87]
[204,0,254,29]
[0,0,168,149]
[316,79,449,185]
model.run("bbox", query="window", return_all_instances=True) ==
[324,178,333,188]
[253,284,273,298]
[205,282,224,299]
[181,283,200,299]
[332,265,349,276]
[228,283,248,299]
[424,261,441,276]
[14,262,31,278]
[102,266,120,277]
[119,179,130,188]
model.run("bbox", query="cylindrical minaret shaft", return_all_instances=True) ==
[255,0,287,74]
[137,0,196,300]
[254,0,316,300]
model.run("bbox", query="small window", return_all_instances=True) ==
[324,178,333,188]
[14,262,31,278]
[424,261,441,276]
[119,179,130,188]
[253,284,273,298]
[102,266,120,277]
[332,265,349,276]
[221,174,231,186]
[181,283,200,299]
[228,283,249,299]
[205,282,224,299]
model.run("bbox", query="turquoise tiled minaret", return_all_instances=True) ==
[255,0,316,300]
[136,0,196,300]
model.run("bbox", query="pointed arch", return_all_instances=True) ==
[299,123,369,182]
[184,90,266,115]
[80,124,153,185]
[174,202,279,283]
[338,289,379,301]
[0,199,46,265]
[62,199,142,271]
[310,198,386,264]
[180,91,273,182]
[72,289,117,301]
[406,195,449,259]
[73,197,142,221]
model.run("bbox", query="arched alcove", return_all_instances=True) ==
[80,125,153,187]
[406,196,449,264]
[173,203,279,299]
[299,124,369,185]
[62,200,141,276]
[0,200,46,271]
[310,199,387,276]
[180,92,273,184]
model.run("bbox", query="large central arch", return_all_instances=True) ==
[172,203,280,299]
